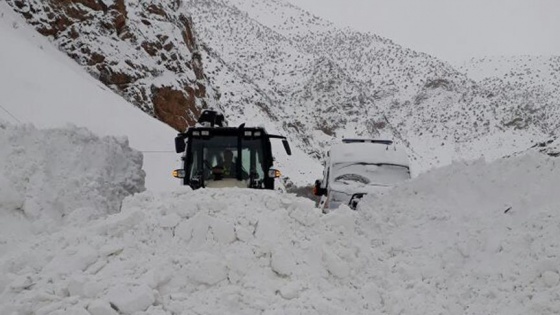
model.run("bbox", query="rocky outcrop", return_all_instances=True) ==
[7,0,216,131]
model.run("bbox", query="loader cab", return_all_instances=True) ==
[173,110,291,190]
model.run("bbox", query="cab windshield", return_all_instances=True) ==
[332,163,410,186]
[188,136,266,182]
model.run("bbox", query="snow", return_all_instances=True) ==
[2,129,560,314]
[459,55,559,85]
[0,124,144,228]
[328,141,409,166]
[1,1,560,314]
[356,154,560,314]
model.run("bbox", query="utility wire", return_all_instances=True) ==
[0,104,22,123]
[0,107,177,154]
[0,109,180,155]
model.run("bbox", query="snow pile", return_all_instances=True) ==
[2,147,560,314]
[0,188,367,314]
[0,123,145,227]
[357,153,560,314]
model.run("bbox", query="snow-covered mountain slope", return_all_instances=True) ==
[460,56,560,131]
[5,0,218,131]
[184,0,558,171]
[2,119,559,314]
[460,55,560,86]
[0,2,179,191]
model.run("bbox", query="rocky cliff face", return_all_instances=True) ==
[6,0,216,131]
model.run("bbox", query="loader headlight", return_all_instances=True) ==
[268,168,281,178]
[173,169,186,178]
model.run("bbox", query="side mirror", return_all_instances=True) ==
[282,139,292,156]
[348,193,365,210]
[313,179,327,196]
[175,136,186,153]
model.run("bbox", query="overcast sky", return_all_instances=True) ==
[287,0,560,65]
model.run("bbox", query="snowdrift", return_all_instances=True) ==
[1,126,560,314]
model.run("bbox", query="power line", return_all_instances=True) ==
[0,104,21,123]
[0,108,177,154]
[0,109,181,154]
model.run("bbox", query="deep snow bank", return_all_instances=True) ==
[357,152,560,314]
[1,147,559,314]
[0,123,145,227]
[1,188,367,314]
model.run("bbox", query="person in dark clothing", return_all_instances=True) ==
[212,149,237,179]
[221,149,235,177]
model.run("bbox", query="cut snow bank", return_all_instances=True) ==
[0,123,144,229]
[1,144,560,314]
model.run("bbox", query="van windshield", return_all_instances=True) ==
[332,163,410,186]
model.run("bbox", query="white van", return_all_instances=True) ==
[313,139,411,211]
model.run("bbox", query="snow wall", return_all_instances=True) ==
[0,123,145,227]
